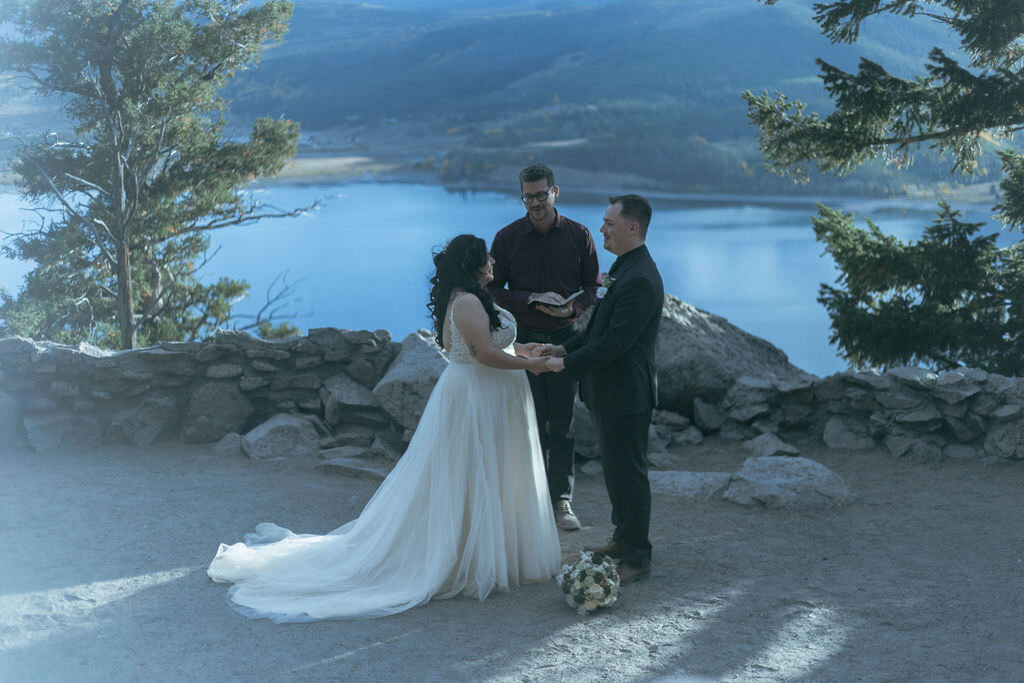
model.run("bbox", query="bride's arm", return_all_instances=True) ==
[452,294,548,373]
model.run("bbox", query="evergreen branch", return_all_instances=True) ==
[21,154,118,268]
[2,0,301,349]
[870,123,1024,146]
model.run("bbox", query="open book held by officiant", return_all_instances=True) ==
[527,290,584,309]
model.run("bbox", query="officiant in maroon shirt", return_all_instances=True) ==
[488,164,600,531]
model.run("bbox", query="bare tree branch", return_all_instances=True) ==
[62,172,110,197]
[231,272,305,332]
[173,201,318,239]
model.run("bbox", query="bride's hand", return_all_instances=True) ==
[526,357,549,375]
[516,342,543,358]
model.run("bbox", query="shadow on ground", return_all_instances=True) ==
[2,438,1022,681]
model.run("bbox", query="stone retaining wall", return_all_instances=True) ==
[3,328,1022,465]
[712,366,1024,462]
[0,329,402,452]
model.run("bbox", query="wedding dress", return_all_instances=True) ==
[207,303,561,621]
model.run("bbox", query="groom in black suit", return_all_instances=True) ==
[544,194,664,584]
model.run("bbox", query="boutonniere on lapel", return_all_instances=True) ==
[596,273,617,299]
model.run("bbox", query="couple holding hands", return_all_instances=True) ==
[208,164,664,622]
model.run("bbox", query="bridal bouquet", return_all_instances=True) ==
[556,551,620,614]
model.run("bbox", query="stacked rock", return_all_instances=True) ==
[703,367,1024,462]
[0,328,401,454]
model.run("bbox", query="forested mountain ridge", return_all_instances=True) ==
[1,0,1007,194]
[225,0,1002,194]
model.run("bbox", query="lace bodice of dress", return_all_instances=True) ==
[447,301,517,364]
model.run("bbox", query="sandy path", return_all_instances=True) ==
[1,436,1022,682]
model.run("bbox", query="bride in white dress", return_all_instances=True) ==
[207,234,562,621]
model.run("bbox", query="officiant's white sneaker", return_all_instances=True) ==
[554,501,581,530]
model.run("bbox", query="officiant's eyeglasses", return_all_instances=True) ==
[521,188,554,204]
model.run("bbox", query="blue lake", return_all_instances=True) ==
[0,182,1004,377]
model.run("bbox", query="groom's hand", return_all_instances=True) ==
[537,344,566,358]
[545,357,565,372]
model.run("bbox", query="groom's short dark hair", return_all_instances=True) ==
[609,194,652,237]
[519,164,555,188]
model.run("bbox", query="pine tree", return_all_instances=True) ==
[744,0,1024,373]
[0,0,304,348]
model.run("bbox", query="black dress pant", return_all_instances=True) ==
[526,369,576,503]
[519,328,576,504]
[593,410,653,568]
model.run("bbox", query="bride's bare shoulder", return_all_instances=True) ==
[451,290,483,312]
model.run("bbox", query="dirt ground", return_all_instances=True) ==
[2,433,1023,682]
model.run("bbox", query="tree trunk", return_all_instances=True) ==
[117,238,136,349]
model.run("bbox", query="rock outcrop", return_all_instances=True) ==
[242,414,321,460]
[656,295,814,413]
[722,456,854,508]
[372,330,448,431]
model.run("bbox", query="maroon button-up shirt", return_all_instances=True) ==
[488,210,600,333]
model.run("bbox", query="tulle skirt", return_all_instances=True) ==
[207,360,561,621]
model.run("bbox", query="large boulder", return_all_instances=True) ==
[242,413,320,460]
[983,419,1024,460]
[212,432,245,458]
[822,415,875,450]
[743,433,800,458]
[656,295,814,414]
[108,396,178,446]
[692,397,725,432]
[320,373,382,426]
[182,382,254,443]
[884,433,945,463]
[723,456,854,508]
[649,471,731,499]
[372,330,448,431]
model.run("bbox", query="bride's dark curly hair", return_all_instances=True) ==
[428,234,501,346]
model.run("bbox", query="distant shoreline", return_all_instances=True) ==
[253,153,1001,211]
[2,151,1002,210]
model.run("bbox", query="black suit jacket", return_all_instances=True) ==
[563,244,664,417]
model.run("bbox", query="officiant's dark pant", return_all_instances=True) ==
[519,328,576,504]
[594,410,653,568]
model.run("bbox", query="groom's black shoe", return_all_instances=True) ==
[584,541,622,562]
[617,563,651,585]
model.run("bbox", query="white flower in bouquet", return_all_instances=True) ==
[556,551,620,615]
